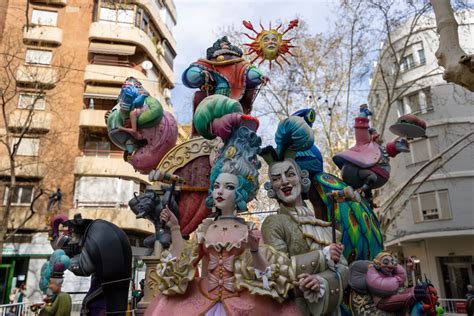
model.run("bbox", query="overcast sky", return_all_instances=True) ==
[170,0,338,124]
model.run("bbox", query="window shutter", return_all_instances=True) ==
[438,190,452,220]
[419,191,439,220]
[411,195,422,223]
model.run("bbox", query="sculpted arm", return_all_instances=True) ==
[246,65,266,88]
[261,215,289,254]
[182,65,206,88]
[160,207,184,258]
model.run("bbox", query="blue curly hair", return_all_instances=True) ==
[205,126,261,213]
[39,249,70,294]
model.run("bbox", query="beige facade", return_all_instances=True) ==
[0,0,179,303]
[368,11,474,299]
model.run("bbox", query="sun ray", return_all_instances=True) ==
[280,55,290,65]
[275,59,284,69]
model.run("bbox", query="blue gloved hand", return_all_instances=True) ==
[359,104,373,118]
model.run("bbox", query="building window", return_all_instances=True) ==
[162,40,175,69]
[411,190,452,223]
[397,88,432,116]
[31,9,58,26]
[418,49,426,65]
[408,136,439,165]
[3,185,35,206]
[74,176,140,208]
[400,54,414,72]
[11,137,40,156]
[25,49,52,65]
[135,8,161,45]
[18,93,46,110]
[84,141,111,157]
[159,6,175,32]
[99,6,134,24]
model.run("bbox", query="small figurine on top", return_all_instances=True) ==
[333,104,412,205]
[182,36,268,115]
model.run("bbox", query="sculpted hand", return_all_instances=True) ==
[359,104,373,117]
[329,243,343,264]
[202,70,214,83]
[295,273,320,292]
[122,118,131,128]
[247,229,261,252]
[160,206,178,228]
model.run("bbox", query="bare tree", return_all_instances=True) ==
[430,0,474,91]
[245,19,371,175]
[366,0,439,137]
[0,27,75,260]
[365,1,473,235]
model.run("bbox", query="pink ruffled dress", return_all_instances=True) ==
[145,219,301,316]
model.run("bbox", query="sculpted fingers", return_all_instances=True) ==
[307,279,320,291]
[299,275,313,288]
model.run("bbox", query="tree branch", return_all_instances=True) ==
[430,0,474,91]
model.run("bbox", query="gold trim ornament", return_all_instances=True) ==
[225,145,237,158]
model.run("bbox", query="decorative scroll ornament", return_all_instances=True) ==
[156,137,222,174]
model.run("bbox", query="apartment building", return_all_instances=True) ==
[0,0,180,303]
[368,10,474,299]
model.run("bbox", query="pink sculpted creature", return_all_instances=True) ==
[366,252,407,300]
[333,104,409,205]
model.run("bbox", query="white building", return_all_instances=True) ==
[368,10,474,299]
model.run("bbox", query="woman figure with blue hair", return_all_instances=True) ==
[36,250,72,316]
[146,126,300,316]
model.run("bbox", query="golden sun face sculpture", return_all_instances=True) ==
[243,19,298,69]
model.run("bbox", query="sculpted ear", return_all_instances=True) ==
[300,169,311,193]
[264,181,276,199]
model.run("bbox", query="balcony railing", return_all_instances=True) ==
[88,22,174,86]
[74,154,149,183]
[23,25,63,46]
[84,64,152,92]
[74,200,128,208]
[15,65,57,88]
[8,109,51,132]
[67,207,154,234]
[438,298,467,315]
[0,157,45,178]
[79,109,108,129]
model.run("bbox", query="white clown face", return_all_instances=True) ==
[269,160,302,207]
[379,255,397,274]
[212,173,238,215]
